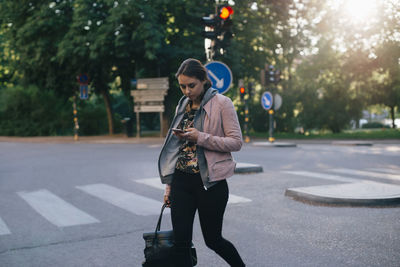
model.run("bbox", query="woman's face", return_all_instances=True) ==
[178,74,206,102]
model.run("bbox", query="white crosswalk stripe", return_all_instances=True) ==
[282,171,358,183]
[76,183,166,216]
[330,168,400,182]
[135,178,252,204]
[0,216,11,235]
[17,189,99,227]
[367,168,400,175]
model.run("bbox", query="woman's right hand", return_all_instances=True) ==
[164,184,171,207]
[164,195,171,207]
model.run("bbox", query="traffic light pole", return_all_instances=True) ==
[269,109,275,142]
[244,97,250,143]
[268,83,276,143]
[72,95,79,141]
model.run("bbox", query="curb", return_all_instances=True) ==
[285,181,400,207]
[331,141,373,146]
[252,142,297,148]
[234,163,263,174]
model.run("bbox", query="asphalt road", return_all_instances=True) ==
[0,140,399,267]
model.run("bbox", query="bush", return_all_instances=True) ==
[0,85,125,136]
[0,85,72,136]
[361,122,390,129]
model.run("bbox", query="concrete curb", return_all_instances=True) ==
[285,181,400,207]
[234,163,263,174]
[252,142,297,148]
[331,141,373,146]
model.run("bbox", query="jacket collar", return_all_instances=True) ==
[200,88,218,115]
[177,87,218,115]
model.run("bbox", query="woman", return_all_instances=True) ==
[158,58,245,267]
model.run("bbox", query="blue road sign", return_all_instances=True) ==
[80,84,89,100]
[204,61,233,94]
[78,74,89,84]
[261,91,273,110]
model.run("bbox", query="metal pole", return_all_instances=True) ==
[73,95,79,141]
[244,98,250,143]
[159,112,163,138]
[136,112,140,138]
[268,109,275,142]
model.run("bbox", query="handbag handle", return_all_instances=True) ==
[153,204,168,241]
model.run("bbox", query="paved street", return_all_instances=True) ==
[0,139,399,266]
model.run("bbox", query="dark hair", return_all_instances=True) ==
[175,58,212,90]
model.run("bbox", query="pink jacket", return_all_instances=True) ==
[161,93,242,196]
[197,94,243,182]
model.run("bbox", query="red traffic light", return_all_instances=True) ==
[240,87,245,94]
[219,6,233,20]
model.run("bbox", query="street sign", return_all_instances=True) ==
[274,94,282,110]
[136,77,169,90]
[134,105,165,112]
[80,84,89,100]
[204,61,232,94]
[130,77,169,138]
[261,91,273,110]
[77,74,89,84]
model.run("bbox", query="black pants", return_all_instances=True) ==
[170,169,245,267]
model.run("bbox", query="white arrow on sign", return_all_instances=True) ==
[262,95,271,106]
[207,70,224,89]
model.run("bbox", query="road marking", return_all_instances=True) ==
[76,184,165,216]
[330,168,400,182]
[17,189,99,227]
[136,177,165,190]
[367,168,400,175]
[0,216,11,235]
[135,178,252,204]
[228,195,252,204]
[207,70,224,88]
[282,171,358,183]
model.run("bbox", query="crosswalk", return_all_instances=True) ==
[283,167,400,184]
[76,183,165,216]
[0,177,251,236]
[18,189,99,227]
[0,216,11,236]
[135,178,252,204]
[331,168,400,182]
[2,168,398,236]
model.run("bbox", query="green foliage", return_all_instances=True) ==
[77,94,123,135]
[0,0,399,136]
[361,122,390,129]
[0,85,72,136]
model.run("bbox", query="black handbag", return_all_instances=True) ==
[142,204,197,267]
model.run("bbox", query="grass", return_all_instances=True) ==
[249,128,400,140]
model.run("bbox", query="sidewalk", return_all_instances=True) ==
[0,135,165,144]
[1,135,399,145]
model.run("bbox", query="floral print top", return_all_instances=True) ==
[175,102,200,174]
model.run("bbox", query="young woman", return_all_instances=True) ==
[158,58,245,267]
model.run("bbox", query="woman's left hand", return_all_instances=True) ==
[184,128,199,143]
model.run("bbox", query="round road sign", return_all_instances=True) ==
[204,61,233,94]
[261,91,273,110]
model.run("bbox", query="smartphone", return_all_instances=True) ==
[172,128,185,133]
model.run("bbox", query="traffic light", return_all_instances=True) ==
[239,79,245,101]
[264,65,282,85]
[218,5,234,50]
[267,65,275,83]
[240,86,245,101]
[202,5,234,58]
[201,16,219,39]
